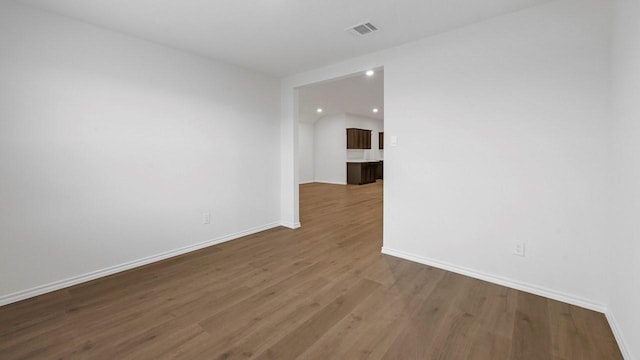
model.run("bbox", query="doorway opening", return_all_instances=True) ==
[295,68,384,228]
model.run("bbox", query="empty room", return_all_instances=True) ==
[0,0,638,359]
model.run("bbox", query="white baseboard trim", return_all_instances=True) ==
[0,222,282,307]
[299,181,315,185]
[606,311,634,360]
[281,221,301,229]
[381,247,607,313]
[314,181,347,185]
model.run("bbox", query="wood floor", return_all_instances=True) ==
[0,181,622,359]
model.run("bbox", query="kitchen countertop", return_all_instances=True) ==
[346,159,383,163]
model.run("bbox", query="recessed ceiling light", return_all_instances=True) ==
[372,108,379,113]
[366,70,375,76]
[317,108,323,113]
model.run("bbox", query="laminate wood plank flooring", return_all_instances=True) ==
[0,181,623,359]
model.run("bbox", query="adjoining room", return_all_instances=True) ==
[298,68,384,188]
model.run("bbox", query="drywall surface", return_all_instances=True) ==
[283,0,612,309]
[0,1,280,299]
[313,114,346,184]
[383,0,612,308]
[346,114,384,162]
[298,122,315,183]
[610,0,640,357]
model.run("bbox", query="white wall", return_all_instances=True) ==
[280,88,299,228]
[283,0,612,311]
[298,122,315,183]
[313,114,346,184]
[610,0,640,358]
[383,0,612,308]
[345,114,384,162]
[0,1,281,302]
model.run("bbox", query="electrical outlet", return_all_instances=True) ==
[513,241,525,257]
[202,212,211,225]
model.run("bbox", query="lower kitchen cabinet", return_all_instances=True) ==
[347,162,379,185]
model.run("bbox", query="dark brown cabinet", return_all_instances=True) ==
[346,128,372,149]
[377,161,383,180]
[379,132,384,149]
[347,162,378,185]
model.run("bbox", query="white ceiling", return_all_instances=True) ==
[298,69,383,124]
[17,0,549,77]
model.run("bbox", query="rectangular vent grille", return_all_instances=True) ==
[347,22,379,36]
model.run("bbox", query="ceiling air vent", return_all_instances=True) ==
[346,21,379,36]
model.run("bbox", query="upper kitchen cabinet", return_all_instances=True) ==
[346,128,372,149]
[379,132,384,149]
